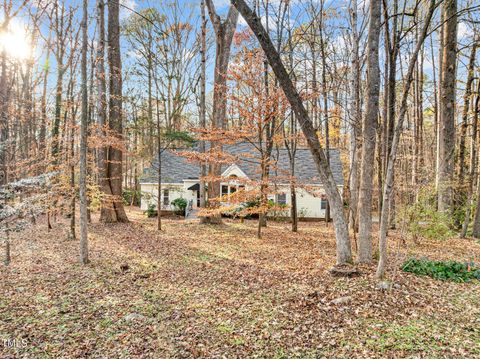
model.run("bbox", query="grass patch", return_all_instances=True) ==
[402,258,480,282]
[361,318,470,354]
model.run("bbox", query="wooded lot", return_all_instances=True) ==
[0,0,479,357]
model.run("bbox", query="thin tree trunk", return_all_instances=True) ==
[40,36,50,163]
[157,123,162,231]
[0,49,8,185]
[470,77,480,237]
[461,73,479,238]
[348,0,361,234]
[319,4,331,224]
[435,7,444,193]
[457,41,476,219]
[3,228,10,266]
[69,106,76,241]
[199,0,207,208]
[79,0,89,264]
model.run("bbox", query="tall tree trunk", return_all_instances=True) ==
[470,77,480,237]
[457,41,476,215]
[79,0,89,264]
[348,0,361,234]
[437,0,457,213]
[319,4,331,224]
[157,115,162,231]
[461,72,479,238]
[3,228,10,266]
[435,6,445,193]
[199,0,207,209]
[51,61,64,161]
[101,0,129,223]
[39,37,50,162]
[357,0,381,263]
[95,0,113,222]
[0,49,8,185]
[231,0,352,265]
[203,0,238,224]
[69,101,76,241]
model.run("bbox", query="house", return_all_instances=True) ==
[139,143,344,219]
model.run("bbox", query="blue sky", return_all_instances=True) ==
[2,0,479,124]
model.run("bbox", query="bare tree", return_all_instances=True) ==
[49,1,75,162]
[202,0,239,224]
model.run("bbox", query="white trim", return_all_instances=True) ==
[221,164,249,179]
[140,182,343,188]
[140,182,184,186]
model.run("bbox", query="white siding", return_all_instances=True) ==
[140,183,195,211]
[266,186,336,218]
[140,182,342,219]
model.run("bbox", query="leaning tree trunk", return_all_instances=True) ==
[377,0,436,279]
[357,0,381,263]
[231,0,352,265]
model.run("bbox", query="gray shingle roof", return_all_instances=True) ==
[140,143,344,186]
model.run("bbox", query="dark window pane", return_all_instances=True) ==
[163,189,169,206]
[321,194,327,210]
[221,185,229,196]
[276,193,287,205]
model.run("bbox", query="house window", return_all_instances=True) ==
[221,185,229,197]
[276,193,287,205]
[163,189,169,206]
[321,195,328,210]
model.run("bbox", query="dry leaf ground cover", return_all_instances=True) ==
[1,207,479,358]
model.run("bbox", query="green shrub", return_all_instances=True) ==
[402,257,480,282]
[230,198,260,219]
[171,198,188,216]
[398,185,455,240]
[145,204,157,218]
[123,188,141,206]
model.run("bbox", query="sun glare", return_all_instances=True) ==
[0,21,31,60]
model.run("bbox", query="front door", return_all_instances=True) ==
[196,190,200,207]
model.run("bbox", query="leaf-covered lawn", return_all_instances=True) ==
[1,207,479,358]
